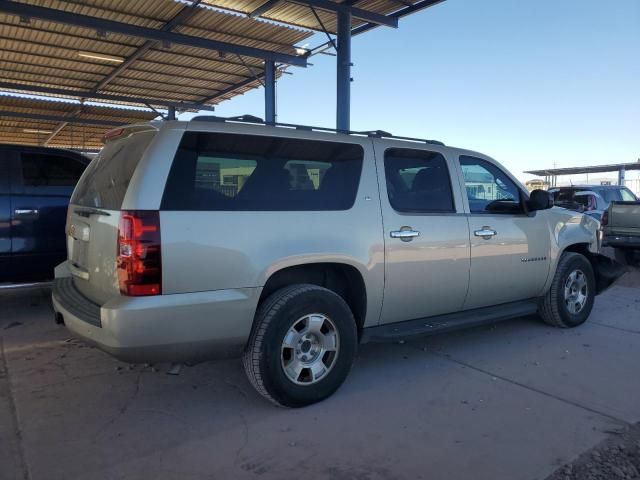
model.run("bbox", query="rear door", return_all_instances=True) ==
[374,143,471,324]
[11,150,86,281]
[0,146,13,281]
[67,129,157,304]
[457,155,551,309]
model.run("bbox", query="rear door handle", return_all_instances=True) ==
[474,227,497,239]
[14,208,39,216]
[390,229,420,242]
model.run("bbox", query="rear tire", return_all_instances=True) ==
[539,252,595,328]
[243,284,357,407]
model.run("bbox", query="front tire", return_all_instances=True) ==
[539,252,595,328]
[243,284,357,407]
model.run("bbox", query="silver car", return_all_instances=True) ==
[52,118,621,407]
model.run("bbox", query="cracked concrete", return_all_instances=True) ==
[0,270,639,480]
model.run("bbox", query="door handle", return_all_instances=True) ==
[474,227,497,239]
[14,208,39,216]
[390,228,420,242]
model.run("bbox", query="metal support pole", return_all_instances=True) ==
[618,167,626,186]
[336,10,352,131]
[166,106,176,120]
[264,60,276,124]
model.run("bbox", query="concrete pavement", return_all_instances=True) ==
[1,271,639,480]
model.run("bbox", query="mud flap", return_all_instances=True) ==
[591,254,626,295]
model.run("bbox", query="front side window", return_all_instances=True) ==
[384,148,455,213]
[460,156,523,214]
[161,132,363,211]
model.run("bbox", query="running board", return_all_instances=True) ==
[361,299,539,343]
[0,281,52,291]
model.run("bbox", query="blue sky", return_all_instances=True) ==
[198,0,639,182]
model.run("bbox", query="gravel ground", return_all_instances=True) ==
[546,423,640,480]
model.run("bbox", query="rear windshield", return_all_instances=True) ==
[70,130,156,210]
[161,131,363,211]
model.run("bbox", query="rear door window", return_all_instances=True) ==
[161,132,363,211]
[20,153,86,195]
[383,148,455,213]
[71,130,156,210]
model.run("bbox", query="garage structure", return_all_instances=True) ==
[0,0,445,150]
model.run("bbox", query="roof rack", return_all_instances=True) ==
[190,115,445,146]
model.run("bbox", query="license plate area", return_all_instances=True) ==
[68,220,90,277]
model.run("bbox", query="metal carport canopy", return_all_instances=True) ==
[0,94,157,149]
[0,0,446,147]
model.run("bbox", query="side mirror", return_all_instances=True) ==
[528,189,554,212]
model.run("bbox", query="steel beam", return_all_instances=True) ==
[249,0,281,18]
[336,10,351,131]
[93,0,203,93]
[0,2,307,67]
[351,0,444,35]
[0,81,217,112]
[0,110,124,127]
[288,0,397,27]
[264,61,276,123]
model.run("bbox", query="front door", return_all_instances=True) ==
[457,155,551,309]
[375,144,471,325]
[0,147,12,281]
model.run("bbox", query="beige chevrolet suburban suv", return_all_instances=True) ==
[52,117,621,407]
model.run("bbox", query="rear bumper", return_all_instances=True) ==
[603,234,640,249]
[52,276,261,363]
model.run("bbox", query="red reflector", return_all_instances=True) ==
[601,210,609,226]
[117,210,161,296]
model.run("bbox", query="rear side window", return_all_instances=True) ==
[384,148,455,213]
[71,130,156,210]
[21,153,85,188]
[620,188,637,201]
[161,132,363,211]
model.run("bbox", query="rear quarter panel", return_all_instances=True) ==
[158,124,384,328]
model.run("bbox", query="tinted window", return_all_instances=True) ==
[21,153,85,187]
[71,130,156,210]
[384,149,454,213]
[597,188,620,203]
[460,156,523,214]
[161,132,363,211]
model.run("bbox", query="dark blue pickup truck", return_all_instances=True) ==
[1,144,89,283]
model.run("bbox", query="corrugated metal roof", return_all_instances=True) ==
[0,0,441,148]
[202,0,418,33]
[0,95,157,149]
[0,0,311,108]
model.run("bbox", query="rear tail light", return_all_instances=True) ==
[601,210,609,226]
[117,210,161,296]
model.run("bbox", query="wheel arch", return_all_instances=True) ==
[558,243,624,295]
[258,262,368,334]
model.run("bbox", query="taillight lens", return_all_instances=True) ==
[117,210,161,296]
[601,210,609,226]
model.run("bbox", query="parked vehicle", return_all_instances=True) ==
[549,185,637,222]
[602,200,640,257]
[52,118,622,407]
[0,144,89,283]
